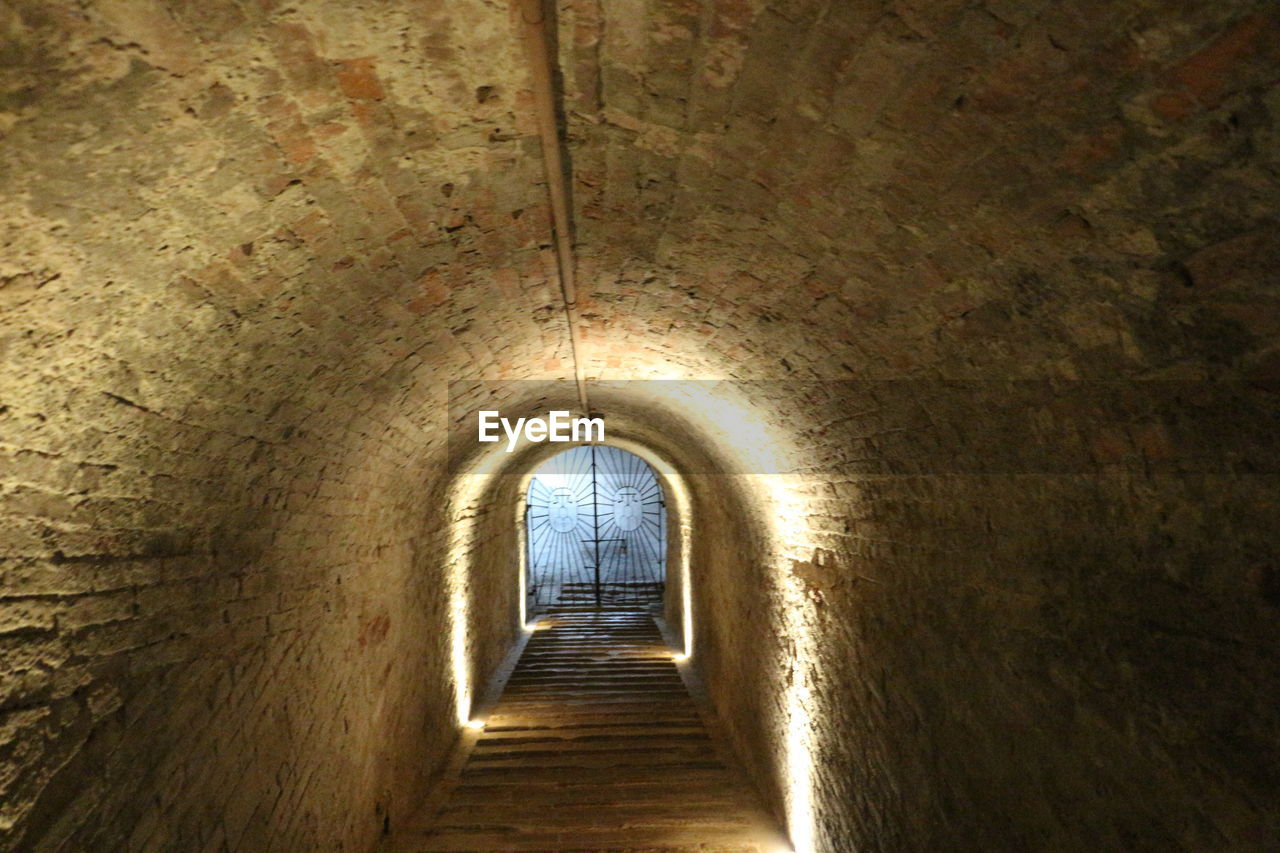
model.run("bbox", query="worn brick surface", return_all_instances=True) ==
[2,1,1279,852]
[1,0,560,849]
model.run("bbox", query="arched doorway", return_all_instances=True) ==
[525,445,666,613]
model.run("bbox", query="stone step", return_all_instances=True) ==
[500,680,687,693]
[455,760,728,782]
[388,824,770,852]
[382,609,784,852]
[435,801,760,824]
[445,778,756,801]
[473,730,711,747]
[482,712,704,729]
[443,782,753,807]
[463,751,723,769]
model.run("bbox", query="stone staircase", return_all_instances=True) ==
[384,611,787,852]
[529,580,666,610]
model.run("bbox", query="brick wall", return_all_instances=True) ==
[1,1,562,849]
[3,0,1279,851]
[551,2,1280,847]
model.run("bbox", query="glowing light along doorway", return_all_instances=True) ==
[525,445,666,613]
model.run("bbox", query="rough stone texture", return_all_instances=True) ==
[2,0,1279,852]
[1,1,558,849]
[550,0,1280,848]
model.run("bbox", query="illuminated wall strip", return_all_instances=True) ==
[769,474,819,852]
[680,514,694,658]
[446,473,487,727]
[516,487,530,631]
[782,595,818,852]
[448,538,472,726]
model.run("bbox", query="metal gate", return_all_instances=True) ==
[525,445,666,612]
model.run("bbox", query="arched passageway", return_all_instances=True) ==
[424,406,795,850]
[3,1,1279,851]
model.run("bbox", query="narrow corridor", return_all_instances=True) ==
[6,2,1279,849]
[386,612,785,852]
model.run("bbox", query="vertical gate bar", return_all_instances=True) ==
[591,443,601,608]
[524,503,530,612]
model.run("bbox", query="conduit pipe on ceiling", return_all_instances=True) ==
[517,0,590,415]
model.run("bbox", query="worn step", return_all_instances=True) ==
[390,824,772,852]
[443,782,754,808]
[383,609,784,852]
[473,730,711,748]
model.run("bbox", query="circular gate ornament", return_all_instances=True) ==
[612,486,643,531]
[548,487,578,532]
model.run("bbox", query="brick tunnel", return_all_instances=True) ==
[2,0,1279,851]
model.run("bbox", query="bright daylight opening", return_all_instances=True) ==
[523,444,667,617]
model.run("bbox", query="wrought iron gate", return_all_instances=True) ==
[525,445,666,612]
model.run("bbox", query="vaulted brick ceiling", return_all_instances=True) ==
[2,1,1278,850]
[561,0,1280,382]
[6,1,1276,416]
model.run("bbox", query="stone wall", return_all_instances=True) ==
[765,382,1280,850]
[2,0,1278,851]
[1,1,560,848]
[548,2,1280,846]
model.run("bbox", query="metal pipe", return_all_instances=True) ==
[516,0,590,415]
